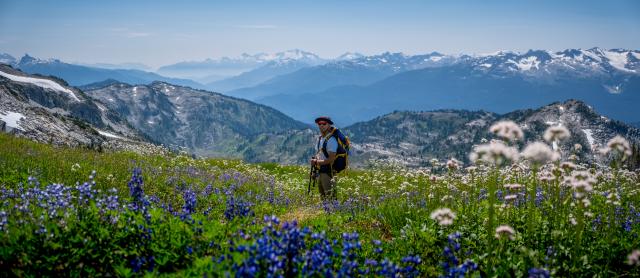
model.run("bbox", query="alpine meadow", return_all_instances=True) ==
[1,1,640,277]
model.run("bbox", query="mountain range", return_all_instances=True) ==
[157,49,329,83]
[1,65,638,168]
[225,51,452,102]
[248,48,640,125]
[1,54,204,89]
[4,48,637,128]
[204,50,327,92]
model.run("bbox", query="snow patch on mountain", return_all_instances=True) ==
[337,52,365,61]
[583,48,604,62]
[0,70,80,101]
[98,130,123,139]
[582,129,596,150]
[603,50,635,72]
[0,111,25,131]
[479,50,516,57]
[603,84,623,94]
[514,56,540,71]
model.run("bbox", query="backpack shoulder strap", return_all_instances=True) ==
[320,128,337,157]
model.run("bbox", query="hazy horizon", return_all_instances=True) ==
[1,0,639,68]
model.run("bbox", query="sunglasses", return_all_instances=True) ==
[317,122,329,126]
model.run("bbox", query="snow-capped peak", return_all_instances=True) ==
[18,54,60,65]
[270,49,322,61]
[336,52,365,61]
[0,53,16,65]
[478,50,518,57]
[228,49,322,63]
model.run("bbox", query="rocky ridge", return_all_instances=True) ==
[0,65,163,155]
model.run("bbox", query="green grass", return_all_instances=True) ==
[1,132,639,276]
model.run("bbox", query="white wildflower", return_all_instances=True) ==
[490,121,524,142]
[568,170,596,198]
[544,126,570,142]
[574,143,582,152]
[495,225,516,240]
[446,158,462,171]
[399,181,411,191]
[430,208,456,226]
[560,161,577,173]
[504,194,518,202]
[504,183,524,190]
[605,135,632,160]
[606,192,621,206]
[470,141,520,166]
[627,249,640,266]
[521,142,560,165]
[538,170,555,182]
[71,163,81,172]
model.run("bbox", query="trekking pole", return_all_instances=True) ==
[307,163,313,195]
[308,156,318,195]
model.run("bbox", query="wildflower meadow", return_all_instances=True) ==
[0,122,639,277]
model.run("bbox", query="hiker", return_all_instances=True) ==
[311,116,338,201]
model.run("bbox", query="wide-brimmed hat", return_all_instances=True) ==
[314,116,334,125]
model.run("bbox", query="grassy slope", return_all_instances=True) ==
[1,132,639,276]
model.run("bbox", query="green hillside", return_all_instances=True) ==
[1,132,639,276]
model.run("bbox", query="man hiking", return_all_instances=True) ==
[310,116,339,202]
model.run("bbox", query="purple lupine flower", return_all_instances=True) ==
[441,232,478,277]
[528,267,550,278]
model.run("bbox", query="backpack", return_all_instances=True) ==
[318,127,351,173]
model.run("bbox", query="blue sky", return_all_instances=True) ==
[0,0,638,68]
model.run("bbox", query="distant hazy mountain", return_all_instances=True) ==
[256,48,640,125]
[157,49,325,81]
[78,79,123,91]
[0,65,150,150]
[227,52,451,100]
[206,51,326,92]
[78,62,152,71]
[345,99,640,167]
[0,53,16,66]
[12,54,205,89]
[336,52,366,61]
[84,81,310,160]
